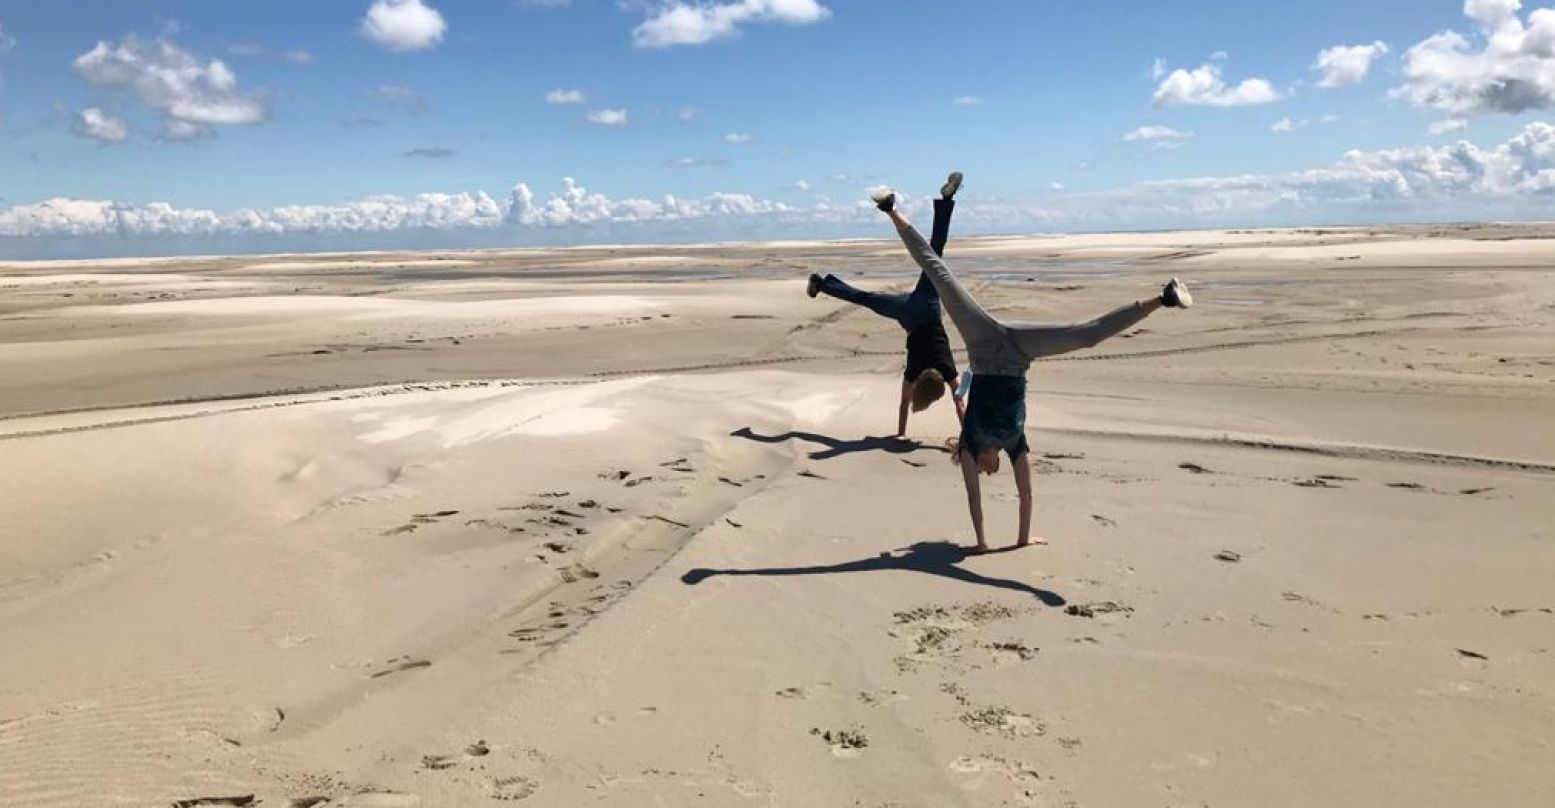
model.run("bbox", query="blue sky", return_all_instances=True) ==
[2,0,1554,257]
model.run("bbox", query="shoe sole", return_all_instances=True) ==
[941,171,963,198]
[1169,277,1193,308]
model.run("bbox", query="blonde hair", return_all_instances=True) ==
[910,370,947,412]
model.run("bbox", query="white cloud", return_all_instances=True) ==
[952,95,985,107]
[162,118,212,141]
[73,35,267,140]
[360,0,447,52]
[1150,57,1167,80]
[367,84,427,113]
[1049,182,1065,191]
[1272,117,1297,133]
[1152,59,1281,107]
[545,88,586,105]
[75,107,129,143]
[227,44,315,64]
[586,108,628,126]
[1395,1,1555,116]
[667,155,726,168]
[1320,113,1342,123]
[722,131,753,143]
[1313,41,1389,88]
[1430,118,1469,135]
[677,106,699,121]
[13,125,1555,245]
[793,179,810,191]
[999,121,1555,228]
[633,0,831,48]
[1124,125,1193,141]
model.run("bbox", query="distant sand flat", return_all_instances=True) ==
[1,225,1552,807]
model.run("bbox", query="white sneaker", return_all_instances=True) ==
[869,186,896,212]
[1162,277,1193,309]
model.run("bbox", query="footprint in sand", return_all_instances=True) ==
[949,756,1043,806]
[987,641,1039,665]
[810,727,868,758]
[489,775,539,801]
[961,706,1045,738]
[558,563,600,584]
[1064,601,1133,620]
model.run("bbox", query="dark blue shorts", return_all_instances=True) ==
[959,374,1029,460]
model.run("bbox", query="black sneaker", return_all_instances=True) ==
[870,187,896,212]
[806,273,822,298]
[1161,277,1193,309]
[941,171,963,199]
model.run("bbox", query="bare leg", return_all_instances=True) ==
[958,451,989,551]
[1012,454,1046,547]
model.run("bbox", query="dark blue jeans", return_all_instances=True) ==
[816,198,954,331]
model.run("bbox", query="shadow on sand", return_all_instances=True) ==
[730,426,948,461]
[681,540,1065,606]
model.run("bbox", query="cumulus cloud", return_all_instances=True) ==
[367,84,428,113]
[75,107,129,143]
[1394,0,1555,116]
[793,179,810,191]
[1124,125,1193,141]
[73,35,267,140]
[1430,118,1469,135]
[1271,117,1297,133]
[722,132,752,143]
[633,0,831,48]
[1152,59,1281,106]
[544,88,586,104]
[0,177,804,241]
[998,121,1555,228]
[667,155,726,167]
[10,126,1555,244]
[227,43,315,64]
[952,95,985,106]
[1313,41,1389,88]
[162,118,213,141]
[360,0,447,51]
[586,108,628,126]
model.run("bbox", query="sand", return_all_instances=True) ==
[1,226,1553,807]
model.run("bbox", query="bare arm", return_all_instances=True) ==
[1012,454,1043,546]
[897,380,912,437]
[959,451,988,551]
[952,392,966,426]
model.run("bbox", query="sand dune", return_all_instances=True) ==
[1,226,1552,806]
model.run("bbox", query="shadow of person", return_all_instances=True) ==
[681,540,1065,607]
[731,426,944,461]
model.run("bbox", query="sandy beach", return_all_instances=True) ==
[2,225,1553,807]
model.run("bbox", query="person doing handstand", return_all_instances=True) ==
[806,172,967,437]
[871,186,1192,552]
